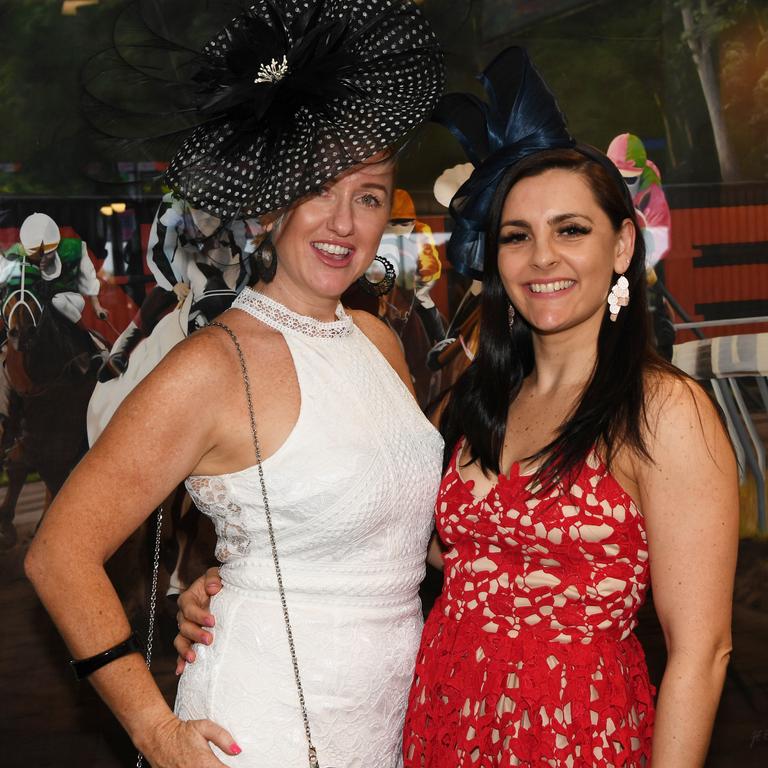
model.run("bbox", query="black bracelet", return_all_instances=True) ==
[69,631,144,681]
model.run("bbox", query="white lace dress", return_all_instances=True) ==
[175,289,444,768]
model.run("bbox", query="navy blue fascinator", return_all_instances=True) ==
[434,47,575,278]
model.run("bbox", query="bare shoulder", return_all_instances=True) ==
[347,308,400,354]
[146,323,235,392]
[124,309,268,408]
[644,370,720,432]
[641,369,733,475]
[346,308,413,392]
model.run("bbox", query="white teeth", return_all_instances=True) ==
[313,241,351,257]
[529,280,575,294]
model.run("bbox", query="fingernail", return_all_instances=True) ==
[186,652,195,663]
[203,616,215,628]
[175,666,182,676]
[230,743,242,755]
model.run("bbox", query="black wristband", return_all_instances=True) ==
[69,631,144,681]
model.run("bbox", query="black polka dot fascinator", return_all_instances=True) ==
[434,47,574,279]
[82,0,444,220]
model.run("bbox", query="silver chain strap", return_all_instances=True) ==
[136,504,164,768]
[209,321,321,768]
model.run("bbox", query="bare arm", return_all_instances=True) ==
[25,333,240,766]
[426,534,444,570]
[638,377,738,767]
[89,294,109,319]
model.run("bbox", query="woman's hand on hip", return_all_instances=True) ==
[141,713,241,767]
[174,566,223,675]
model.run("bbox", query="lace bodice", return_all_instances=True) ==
[186,288,443,595]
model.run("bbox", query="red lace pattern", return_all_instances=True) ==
[404,443,655,767]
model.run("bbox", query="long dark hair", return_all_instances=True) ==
[441,148,677,487]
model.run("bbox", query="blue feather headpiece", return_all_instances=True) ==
[434,47,575,278]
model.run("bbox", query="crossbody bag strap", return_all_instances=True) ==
[208,320,320,768]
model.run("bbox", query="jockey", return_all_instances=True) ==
[102,193,260,379]
[607,133,675,359]
[0,213,109,346]
[0,213,109,438]
[376,188,445,345]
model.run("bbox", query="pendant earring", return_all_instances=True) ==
[255,235,278,283]
[358,255,395,297]
[607,275,629,322]
[508,303,516,332]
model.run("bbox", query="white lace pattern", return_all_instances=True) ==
[232,287,354,338]
[176,293,444,768]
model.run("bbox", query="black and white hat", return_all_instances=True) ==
[84,0,443,219]
[162,0,444,219]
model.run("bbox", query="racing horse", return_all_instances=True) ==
[0,258,98,547]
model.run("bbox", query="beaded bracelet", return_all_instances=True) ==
[69,631,144,680]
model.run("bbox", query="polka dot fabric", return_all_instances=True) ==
[404,442,655,767]
[165,0,444,219]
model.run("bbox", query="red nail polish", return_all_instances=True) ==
[230,743,242,755]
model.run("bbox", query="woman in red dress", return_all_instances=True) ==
[402,49,738,767]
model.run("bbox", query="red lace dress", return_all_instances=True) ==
[404,444,655,767]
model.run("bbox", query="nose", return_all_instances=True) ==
[327,195,354,237]
[530,236,560,270]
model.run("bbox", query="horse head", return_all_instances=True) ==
[1,258,43,351]
[3,282,92,396]
[2,287,43,396]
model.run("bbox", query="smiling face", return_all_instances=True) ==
[497,168,634,337]
[269,159,394,304]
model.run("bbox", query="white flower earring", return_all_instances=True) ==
[607,275,629,322]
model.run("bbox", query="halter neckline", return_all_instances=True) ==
[232,287,354,338]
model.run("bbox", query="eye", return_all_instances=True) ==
[499,230,529,245]
[558,224,591,237]
[358,193,383,209]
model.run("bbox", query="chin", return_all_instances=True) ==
[311,273,357,300]
[524,310,568,331]
[527,308,603,337]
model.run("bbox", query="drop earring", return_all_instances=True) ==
[358,255,395,297]
[254,234,278,283]
[607,275,629,322]
[508,302,516,332]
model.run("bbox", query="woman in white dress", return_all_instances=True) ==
[25,2,444,767]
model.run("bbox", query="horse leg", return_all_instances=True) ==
[179,505,216,590]
[166,492,216,595]
[167,492,195,596]
[0,442,30,548]
[163,486,187,596]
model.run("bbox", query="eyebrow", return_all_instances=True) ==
[500,212,594,228]
[359,183,391,196]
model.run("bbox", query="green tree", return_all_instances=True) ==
[677,0,748,180]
